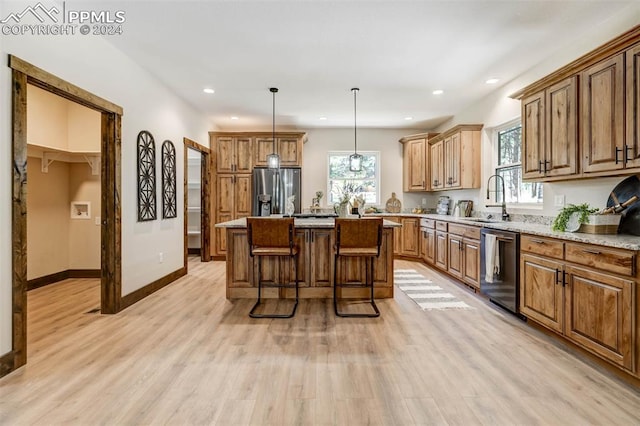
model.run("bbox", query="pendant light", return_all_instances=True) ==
[349,87,363,172]
[267,87,280,169]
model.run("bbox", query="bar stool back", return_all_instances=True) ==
[333,217,383,317]
[247,217,299,318]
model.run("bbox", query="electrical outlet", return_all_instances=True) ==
[159,252,164,263]
[554,195,565,207]
[422,198,427,206]
[95,216,101,225]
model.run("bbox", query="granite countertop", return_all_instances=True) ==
[373,212,640,251]
[215,217,402,229]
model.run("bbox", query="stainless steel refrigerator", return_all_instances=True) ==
[252,167,301,216]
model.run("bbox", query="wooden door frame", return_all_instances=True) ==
[183,138,211,268]
[7,55,123,374]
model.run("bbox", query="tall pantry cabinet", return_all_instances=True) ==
[210,132,305,259]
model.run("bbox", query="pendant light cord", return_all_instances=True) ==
[352,88,358,154]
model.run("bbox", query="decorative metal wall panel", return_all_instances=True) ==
[137,130,157,221]
[162,140,177,219]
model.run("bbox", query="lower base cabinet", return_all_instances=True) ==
[225,227,394,298]
[520,235,635,371]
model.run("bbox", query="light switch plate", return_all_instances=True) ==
[554,195,565,207]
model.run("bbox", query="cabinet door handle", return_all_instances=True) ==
[530,239,545,244]
[625,144,632,163]
[538,160,543,174]
[615,147,623,164]
[555,268,561,284]
[544,160,550,173]
[582,249,601,255]
[562,271,568,287]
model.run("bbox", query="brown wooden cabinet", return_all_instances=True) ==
[400,133,438,192]
[211,131,305,258]
[400,217,420,257]
[420,219,436,265]
[515,27,640,181]
[428,125,482,191]
[430,140,444,190]
[215,136,252,173]
[446,223,481,288]
[626,42,640,169]
[434,221,448,271]
[581,53,625,174]
[520,234,636,371]
[522,76,578,180]
[254,135,304,167]
[214,174,251,256]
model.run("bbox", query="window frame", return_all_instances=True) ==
[326,150,381,207]
[493,119,543,208]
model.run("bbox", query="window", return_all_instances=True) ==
[495,123,543,204]
[327,151,380,206]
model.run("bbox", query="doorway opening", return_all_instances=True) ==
[8,55,123,374]
[183,138,211,269]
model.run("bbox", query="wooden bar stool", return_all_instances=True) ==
[333,217,383,317]
[247,217,299,318]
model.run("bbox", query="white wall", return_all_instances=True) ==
[302,128,427,211]
[434,5,640,218]
[0,5,210,354]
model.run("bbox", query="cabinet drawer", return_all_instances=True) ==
[420,218,435,229]
[521,235,564,259]
[435,221,448,232]
[565,243,635,277]
[448,223,480,239]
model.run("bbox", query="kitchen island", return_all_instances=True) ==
[215,217,400,299]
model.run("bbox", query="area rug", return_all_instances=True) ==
[394,269,473,310]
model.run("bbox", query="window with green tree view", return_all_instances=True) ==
[495,123,543,204]
[327,151,380,206]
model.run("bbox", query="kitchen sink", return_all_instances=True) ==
[463,218,501,223]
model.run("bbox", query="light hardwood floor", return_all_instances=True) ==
[1,258,639,425]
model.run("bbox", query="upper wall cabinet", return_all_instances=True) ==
[514,25,640,181]
[522,76,578,180]
[626,43,640,169]
[215,136,252,173]
[428,124,482,191]
[254,134,305,167]
[581,54,625,175]
[399,132,438,192]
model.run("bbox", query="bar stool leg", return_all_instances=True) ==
[250,254,299,319]
[334,255,380,318]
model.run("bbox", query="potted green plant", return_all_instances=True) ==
[551,203,599,232]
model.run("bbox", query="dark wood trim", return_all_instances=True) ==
[120,267,187,311]
[27,269,101,291]
[12,69,28,369]
[183,138,212,269]
[511,24,640,99]
[0,351,14,378]
[8,55,123,115]
[9,54,123,377]
[101,112,121,314]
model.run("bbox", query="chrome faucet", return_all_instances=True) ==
[486,174,510,221]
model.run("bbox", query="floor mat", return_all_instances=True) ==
[394,269,473,310]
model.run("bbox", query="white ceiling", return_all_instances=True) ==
[104,0,636,131]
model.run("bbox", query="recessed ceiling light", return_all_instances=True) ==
[432,89,444,95]
[203,88,215,94]
[319,116,327,120]
[230,116,239,120]
[404,116,413,120]
[485,78,500,84]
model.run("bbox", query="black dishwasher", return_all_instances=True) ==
[480,228,520,315]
